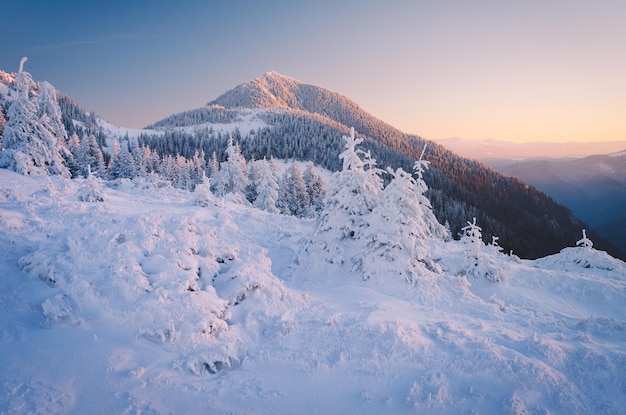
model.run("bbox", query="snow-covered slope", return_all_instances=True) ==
[1,169,625,414]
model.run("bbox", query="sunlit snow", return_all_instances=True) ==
[1,169,625,414]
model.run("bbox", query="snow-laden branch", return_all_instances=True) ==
[19,56,28,73]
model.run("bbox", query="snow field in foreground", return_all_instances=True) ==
[1,169,625,414]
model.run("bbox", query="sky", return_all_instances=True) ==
[1,0,625,143]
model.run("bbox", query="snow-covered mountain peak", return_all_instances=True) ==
[208,71,360,116]
[208,71,303,110]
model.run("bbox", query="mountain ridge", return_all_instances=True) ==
[206,71,406,144]
[435,136,626,161]
[493,152,626,254]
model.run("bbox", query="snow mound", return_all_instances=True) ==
[535,246,626,273]
[2,168,626,414]
[14,173,298,376]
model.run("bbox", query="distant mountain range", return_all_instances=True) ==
[435,137,626,161]
[435,137,626,256]
[488,151,626,255]
[1,70,620,259]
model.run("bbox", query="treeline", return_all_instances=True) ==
[57,93,107,149]
[146,105,242,129]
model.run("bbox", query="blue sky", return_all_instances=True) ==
[2,0,625,143]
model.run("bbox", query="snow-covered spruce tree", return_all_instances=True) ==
[161,155,177,184]
[303,161,326,214]
[176,155,193,191]
[413,144,448,240]
[65,132,81,177]
[0,58,70,177]
[209,151,219,178]
[246,158,259,203]
[77,134,105,178]
[313,127,383,264]
[279,163,310,217]
[211,136,249,200]
[0,101,6,141]
[133,145,160,175]
[361,166,442,281]
[460,217,503,282]
[251,158,280,213]
[107,140,136,180]
[190,149,207,188]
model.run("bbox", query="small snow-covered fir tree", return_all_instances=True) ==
[65,132,81,177]
[209,151,219,178]
[361,166,442,281]
[303,161,326,214]
[413,144,448,239]
[108,140,136,180]
[313,127,383,264]
[161,155,178,185]
[0,58,70,177]
[251,158,280,213]
[461,217,483,246]
[211,136,249,199]
[0,105,6,141]
[77,134,105,178]
[176,155,193,191]
[246,158,260,203]
[190,150,207,188]
[460,217,503,282]
[279,163,310,217]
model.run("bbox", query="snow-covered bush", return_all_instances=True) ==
[459,217,504,282]
[77,167,107,202]
[193,173,218,207]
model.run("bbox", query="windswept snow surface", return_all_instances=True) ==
[1,169,625,414]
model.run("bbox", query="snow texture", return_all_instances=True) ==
[2,157,626,414]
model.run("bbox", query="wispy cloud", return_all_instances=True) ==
[28,32,180,52]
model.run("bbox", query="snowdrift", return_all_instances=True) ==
[1,169,626,414]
